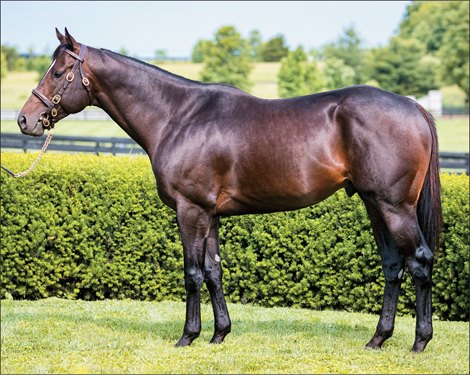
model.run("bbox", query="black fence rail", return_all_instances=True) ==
[439,152,469,174]
[1,133,469,174]
[1,133,145,155]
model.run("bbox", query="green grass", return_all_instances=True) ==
[1,299,468,374]
[435,117,469,152]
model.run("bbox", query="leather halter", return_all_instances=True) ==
[32,44,93,129]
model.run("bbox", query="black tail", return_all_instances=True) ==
[416,104,442,253]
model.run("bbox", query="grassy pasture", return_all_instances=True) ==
[0,71,39,108]
[0,62,281,108]
[1,299,468,374]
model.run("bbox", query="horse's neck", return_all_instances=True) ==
[91,49,197,155]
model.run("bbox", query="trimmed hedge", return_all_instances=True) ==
[1,153,468,321]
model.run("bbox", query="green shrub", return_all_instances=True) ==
[1,153,468,321]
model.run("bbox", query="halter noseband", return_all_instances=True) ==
[32,44,93,129]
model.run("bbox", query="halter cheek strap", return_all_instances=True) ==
[32,44,92,129]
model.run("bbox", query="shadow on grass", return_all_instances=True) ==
[233,318,373,343]
[7,304,374,345]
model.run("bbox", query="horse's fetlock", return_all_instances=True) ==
[412,327,433,352]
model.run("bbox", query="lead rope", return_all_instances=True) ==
[1,129,54,178]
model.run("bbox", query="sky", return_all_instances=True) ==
[1,1,410,58]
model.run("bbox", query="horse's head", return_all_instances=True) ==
[18,28,93,136]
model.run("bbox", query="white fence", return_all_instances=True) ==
[1,108,111,121]
[407,90,442,117]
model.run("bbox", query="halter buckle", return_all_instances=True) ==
[66,72,75,82]
[41,114,50,128]
[52,94,61,104]
[82,77,90,87]
[51,108,58,117]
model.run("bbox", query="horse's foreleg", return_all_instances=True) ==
[364,202,404,350]
[175,202,212,347]
[204,217,231,344]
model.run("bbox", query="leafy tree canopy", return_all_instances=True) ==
[322,26,365,84]
[261,35,289,62]
[398,1,469,99]
[199,25,253,91]
[277,46,324,98]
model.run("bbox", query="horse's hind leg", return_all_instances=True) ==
[363,201,405,350]
[374,201,434,352]
[204,217,231,344]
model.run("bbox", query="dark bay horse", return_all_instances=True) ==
[17,29,441,352]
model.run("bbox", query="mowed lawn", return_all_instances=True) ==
[1,299,468,374]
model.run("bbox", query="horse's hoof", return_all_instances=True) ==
[209,327,231,344]
[365,343,381,350]
[175,339,190,347]
[411,341,427,353]
[365,338,383,350]
[209,335,226,344]
[175,335,196,347]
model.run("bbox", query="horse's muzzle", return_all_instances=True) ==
[17,113,45,137]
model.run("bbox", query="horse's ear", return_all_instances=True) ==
[56,28,66,44]
[64,27,79,51]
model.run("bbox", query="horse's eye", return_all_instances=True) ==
[53,71,63,78]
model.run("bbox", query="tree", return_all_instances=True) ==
[154,49,168,63]
[118,46,129,56]
[277,47,325,98]
[322,26,365,84]
[248,29,263,62]
[26,55,52,76]
[397,1,469,100]
[199,26,253,91]
[399,2,453,54]
[191,39,211,63]
[364,36,438,97]
[323,57,355,90]
[261,34,289,62]
[437,1,469,99]
[1,45,20,71]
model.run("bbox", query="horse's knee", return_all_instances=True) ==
[185,267,204,291]
[382,261,404,283]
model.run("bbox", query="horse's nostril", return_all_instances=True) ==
[18,115,27,130]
